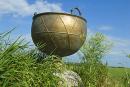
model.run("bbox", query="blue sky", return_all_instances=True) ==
[0,0,130,67]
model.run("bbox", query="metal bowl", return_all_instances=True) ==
[31,8,87,57]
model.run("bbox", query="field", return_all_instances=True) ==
[109,67,130,79]
[107,67,130,86]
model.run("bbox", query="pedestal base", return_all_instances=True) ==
[54,70,84,87]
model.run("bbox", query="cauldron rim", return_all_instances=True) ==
[33,12,87,22]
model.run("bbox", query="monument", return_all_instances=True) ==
[31,8,87,87]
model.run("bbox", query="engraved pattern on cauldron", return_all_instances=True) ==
[31,13,87,57]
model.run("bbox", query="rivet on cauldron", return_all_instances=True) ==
[31,8,87,57]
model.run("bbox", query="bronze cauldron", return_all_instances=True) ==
[31,8,87,57]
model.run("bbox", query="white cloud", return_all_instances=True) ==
[87,28,130,57]
[103,36,130,67]
[98,25,112,31]
[22,33,32,42]
[107,36,130,56]
[0,0,63,17]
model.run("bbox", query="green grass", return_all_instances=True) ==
[107,67,130,87]
[1,30,130,87]
[108,67,130,79]
[0,30,67,87]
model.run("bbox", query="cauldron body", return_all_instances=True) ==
[31,12,87,57]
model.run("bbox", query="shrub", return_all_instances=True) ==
[70,33,112,87]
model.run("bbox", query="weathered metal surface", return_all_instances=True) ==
[31,9,87,57]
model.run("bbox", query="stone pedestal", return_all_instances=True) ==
[54,70,84,87]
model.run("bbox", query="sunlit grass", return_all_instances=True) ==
[0,30,130,87]
[0,30,66,87]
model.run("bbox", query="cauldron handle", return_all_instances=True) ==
[71,8,82,16]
